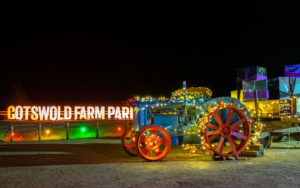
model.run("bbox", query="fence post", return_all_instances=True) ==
[96,121,99,139]
[66,122,69,140]
[10,124,14,142]
[38,123,42,141]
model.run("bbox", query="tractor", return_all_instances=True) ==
[121,81,252,161]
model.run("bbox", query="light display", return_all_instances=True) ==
[117,126,122,132]
[45,129,51,134]
[80,127,86,132]
[297,97,300,115]
[243,100,280,118]
[195,100,251,158]
[126,89,253,161]
[242,99,282,144]
[0,120,132,142]
[7,106,133,121]
[279,99,292,116]
[171,87,213,99]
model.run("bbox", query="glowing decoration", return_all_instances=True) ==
[117,126,122,132]
[80,127,86,132]
[182,144,198,154]
[45,129,51,134]
[204,102,251,159]
[242,100,275,145]
[243,100,280,118]
[7,106,133,121]
[192,100,252,159]
[172,87,213,99]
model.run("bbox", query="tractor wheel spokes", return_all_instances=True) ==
[207,123,218,130]
[205,103,252,160]
[228,136,237,154]
[216,136,224,153]
[225,108,235,126]
[233,126,243,131]
[231,118,246,129]
[156,138,165,146]
[154,149,162,156]
[128,140,136,147]
[208,134,219,142]
[213,110,223,126]
[207,130,221,136]
[140,135,147,143]
[121,128,138,156]
[141,148,150,155]
[150,130,158,138]
[231,131,248,140]
[136,125,171,161]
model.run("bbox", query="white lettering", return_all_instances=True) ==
[38,106,50,120]
[115,107,121,120]
[122,107,129,119]
[87,106,94,120]
[74,106,81,120]
[95,106,105,120]
[15,105,23,120]
[49,106,58,121]
[64,106,72,120]
[107,106,115,119]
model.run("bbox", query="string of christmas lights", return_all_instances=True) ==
[172,87,213,99]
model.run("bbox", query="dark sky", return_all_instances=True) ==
[0,1,300,107]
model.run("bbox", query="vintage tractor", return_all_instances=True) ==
[122,82,252,161]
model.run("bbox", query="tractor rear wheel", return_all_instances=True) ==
[204,102,251,159]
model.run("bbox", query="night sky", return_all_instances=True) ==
[1,1,300,107]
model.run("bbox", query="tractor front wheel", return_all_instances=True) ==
[121,128,138,156]
[136,125,171,161]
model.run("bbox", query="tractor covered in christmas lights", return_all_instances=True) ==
[122,82,252,161]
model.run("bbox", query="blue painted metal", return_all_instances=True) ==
[133,85,250,146]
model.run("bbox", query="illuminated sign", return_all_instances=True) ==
[7,106,133,121]
[279,100,292,116]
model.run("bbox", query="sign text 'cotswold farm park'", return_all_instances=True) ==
[7,106,133,121]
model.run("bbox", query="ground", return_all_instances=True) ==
[0,139,300,187]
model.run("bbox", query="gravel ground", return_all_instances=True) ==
[0,139,122,145]
[0,149,300,188]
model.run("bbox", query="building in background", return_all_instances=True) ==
[285,64,300,78]
[231,64,300,119]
